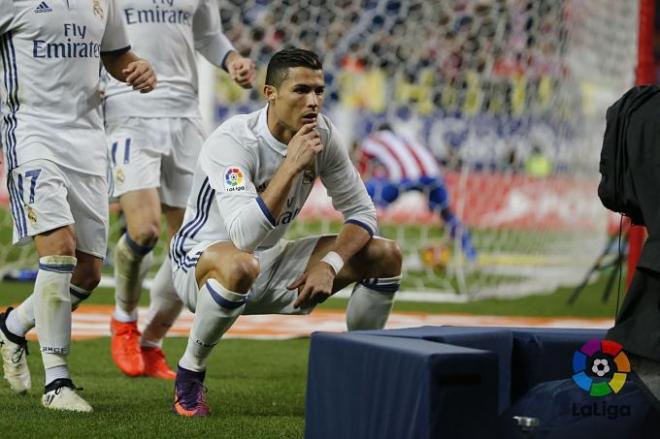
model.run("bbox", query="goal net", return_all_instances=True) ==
[0,0,640,301]
[206,0,639,299]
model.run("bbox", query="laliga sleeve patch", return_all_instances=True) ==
[224,166,246,192]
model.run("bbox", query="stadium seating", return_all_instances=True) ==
[305,327,657,439]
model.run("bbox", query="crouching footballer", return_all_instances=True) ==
[169,48,402,416]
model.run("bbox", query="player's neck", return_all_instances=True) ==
[266,105,295,145]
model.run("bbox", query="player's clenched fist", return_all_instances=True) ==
[122,59,157,94]
[227,55,256,89]
[285,123,322,173]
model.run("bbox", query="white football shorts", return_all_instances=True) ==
[8,158,109,259]
[106,117,206,208]
[172,236,322,315]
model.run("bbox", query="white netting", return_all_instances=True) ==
[207,0,639,298]
[0,0,640,300]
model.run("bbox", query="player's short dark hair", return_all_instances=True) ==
[265,48,323,88]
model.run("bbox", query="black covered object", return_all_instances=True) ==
[305,332,498,439]
[600,85,660,273]
[607,268,660,362]
[598,85,660,226]
[601,85,660,362]
[498,379,660,439]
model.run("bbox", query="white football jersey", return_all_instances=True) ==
[1,0,129,176]
[0,0,14,34]
[171,106,377,269]
[103,0,235,120]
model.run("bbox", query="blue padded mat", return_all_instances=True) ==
[305,332,499,439]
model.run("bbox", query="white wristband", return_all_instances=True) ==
[321,251,344,275]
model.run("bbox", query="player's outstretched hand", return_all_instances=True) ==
[228,56,256,89]
[288,262,335,309]
[123,59,157,94]
[285,123,322,173]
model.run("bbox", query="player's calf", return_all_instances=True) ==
[179,279,248,372]
[173,279,248,416]
[345,238,402,331]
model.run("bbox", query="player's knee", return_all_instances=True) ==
[73,262,102,291]
[128,221,160,247]
[384,240,403,276]
[224,254,260,292]
[368,239,402,277]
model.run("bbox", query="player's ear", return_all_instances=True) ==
[263,84,277,102]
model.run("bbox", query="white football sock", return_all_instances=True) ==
[346,275,400,331]
[6,284,92,337]
[34,256,76,378]
[179,279,247,372]
[113,233,154,322]
[141,257,183,349]
[45,365,70,385]
[6,301,33,337]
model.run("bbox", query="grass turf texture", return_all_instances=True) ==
[0,211,619,436]
[0,337,308,438]
[0,274,618,438]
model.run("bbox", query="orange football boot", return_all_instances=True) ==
[110,317,144,377]
[142,347,176,380]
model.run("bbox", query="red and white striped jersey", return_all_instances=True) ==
[358,130,441,181]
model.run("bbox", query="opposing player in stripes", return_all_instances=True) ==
[357,124,477,262]
[0,0,156,412]
[169,48,402,416]
[104,0,255,379]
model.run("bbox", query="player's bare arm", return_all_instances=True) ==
[290,223,371,308]
[224,51,256,89]
[259,123,322,218]
[102,51,157,93]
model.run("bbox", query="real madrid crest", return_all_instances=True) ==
[27,206,37,225]
[92,0,104,20]
[116,168,125,183]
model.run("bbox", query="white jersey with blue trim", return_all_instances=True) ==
[103,0,235,120]
[0,0,14,34]
[171,106,378,269]
[0,0,130,176]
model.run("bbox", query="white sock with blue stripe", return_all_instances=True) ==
[34,255,77,385]
[113,233,154,322]
[179,279,247,372]
[5,284,91,337]
[346,275,400,331]
[140,257,183,349]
